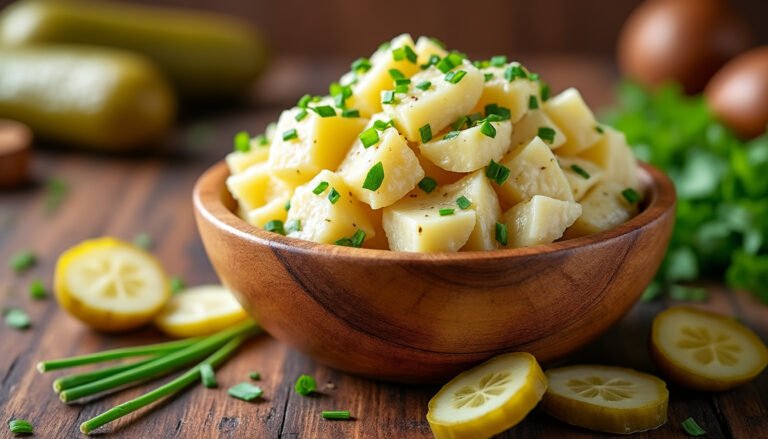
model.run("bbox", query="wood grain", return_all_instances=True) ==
[0,56,766,438]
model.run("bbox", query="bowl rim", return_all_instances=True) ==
[194,161,676,264]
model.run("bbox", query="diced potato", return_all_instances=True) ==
[350,34,421,117]
[383,63,484,142]
[497,137,574,205]
[268,105,368,186]
[226,162,290,212]
[474,64,540,124]
[285,170,375,245]
[361,206,389,250]
[544,88,602,156]
[337,115,424,209]
[412,146,463,185]
[557,156,603,201]
[578,126,640,191]
[382,189,477,253]
[565,181,639,238]
[509,109,566,150]
[419,121,512,172]
[246,195,291,228]
[503,195,582,247]
[226,147,270,175]
[443,171,502,251]
[415,36,448,66]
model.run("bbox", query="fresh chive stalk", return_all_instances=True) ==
[322,411,351,420]
[681,417,706,436]
[200,364,218,388]
[8,419,33,435]
[53,357,157,393]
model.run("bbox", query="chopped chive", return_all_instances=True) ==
[295,109,308,121]
[467,112,483,126]
[447,52,465,66]
[443,130,461,140]
[381,90,396,105]
[388,68,405,80]
[322,411,351,420]
[495,222,508,246]
[228,382,263,402]
[486,114,504,122]
[255,134,269,146]
[419,124,433,143]
[540,82,551,101]
[329,82,352,99]
[294,374,317,396]
[418,177,438,193]
[484,104,511,120]
[622,188,641,204]
[284,200,291,211]
[485,159,511,185]
[8,419,33,435]
[480,121,497,138]
[452,115,469,131]
[313,181,329,195]
[359,127,380,148]
[29,279,47,300]
[10,250,36,273]
[436,56,455,73]
[456,196,472,210]
[351,230,366,247]
[403,45,418,63]
[351,57,372,73]
[170,276,185,294]
[44,177,68,214]
[362,162,385,191]
[341,109,360,118]
[444,70,467,84]
[286,219,302,234]
[132,232,153,250]
[681,417,706,437]
[529,95,539,110]
[264,220,285,236]
[373,119,391,131]
[490,55,507,67]
[298,94,312,108]
[571,164,591,179]
[421,54,441,69]
[328,188,341,204]
[378,41,391,51]
[391,47,405,61]
[249,371,261,381]
[529,73,540,81]
[595,125,605,134]
[395,84,410,94]
[438,208,455,216]
[200,364,217,388]
[234,131,251,152]
[395,78,411,87]
[415,81,431,91]
[504,64,528,81]
[282,128,298,141]
[537,127,556,144]
[311,105,336,118]
[4,308,30,330]
[484,72,494,82]
[335,238,354,247]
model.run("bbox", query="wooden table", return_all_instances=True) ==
[1,56,766,438]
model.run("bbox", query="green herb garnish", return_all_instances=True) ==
[490,55,507,67]
[298,94,312,108]
[249,371,261,380]
[322,411,351,420]
[359,127,380,148]
[294,374,317,396]
[504,64,527,81]
[351,57,372,73]
[571,164,591,179]
[495,222,508,246]
[484,104,511,120]
[313,181,329,195]
[362,162,385,191]
[170,276,186,294]
[342,109,360,118]
[328,188,341,204]
[29,279,47,300]
[529,95,539,110]
[45,177,68,214]
[622,188,641,204]
[443,131,461,140]
[4,308,30,330]
[200,364,217,388]
[420,124,432,143]
[381,90,396,105]
[415,81,431,91]
[132,232,153,250]
[8,419,33,435]
[388,68,405,80]
[282,128,298,141]
[234,131,251,152]
[444,70,467,84]
[10,250,36,273]
[439,208,455,216]
[228,382,264,402]
[418,177,438,194]
[484,73,494,82]
[537,127,556,144]
[681,417,706,437]
[311,106,336,118]
[595,125,605,134]
[295,109,308,121]
[480,121,496,138]
[264,220,285,236]
[485,160,511,185]
[456,196,472,210]
[540,82,551,101]
[286,219,301,234]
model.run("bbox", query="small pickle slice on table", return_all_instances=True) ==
[427,352,547,439]
[54,237,170,332]
[651,307,768,391]
[154,285,248,338]
[542,365,668,434]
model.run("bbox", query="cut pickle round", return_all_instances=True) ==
[427,352,547,439]
[542,365,668,435]
[154,285,248,338]
[651,307,768,391]
[54,237,170,332]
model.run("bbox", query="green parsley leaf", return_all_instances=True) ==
[362,162,385,191]
[294,374,317,396]
[484,72,494,82]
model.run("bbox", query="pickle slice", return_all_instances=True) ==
[651,307,768,391]
[542,365,668,434]
[427,352,547,439]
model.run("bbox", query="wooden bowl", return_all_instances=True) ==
[194,162,676,383]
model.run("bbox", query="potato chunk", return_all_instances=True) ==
[503,195,582,247]
[474,64,540,124]
[557,156,603,201]
[412,146,463,186]
[383,63,484,142]
[382,189,477,253]
[544,88,602,156]
[565,181,639,238]
[226,162,293,228]
[350,34,421,117]
[285,170,375,245]
[337,116,424,209]
[415,36,448,66]
[226,147,269,175]
[497,137,574,205]
[443,171,503,251]
[268,106,368,186]
[578,126,640,191]
[509,109,566,150]
[419,121,512,172]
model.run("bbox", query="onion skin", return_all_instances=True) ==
[618,0,752,94]
[706,46,768,139]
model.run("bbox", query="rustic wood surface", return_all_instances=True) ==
[1,56,766,438]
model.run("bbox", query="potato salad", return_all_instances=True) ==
[225,34,642,252]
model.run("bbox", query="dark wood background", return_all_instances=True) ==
[0,0,767,59]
